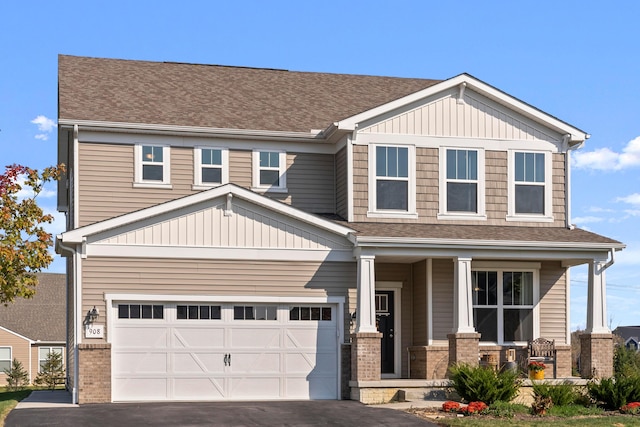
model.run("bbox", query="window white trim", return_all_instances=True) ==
[252,150,287,193]
[438,146,486,220]
[134,144,172,189]
[38,346,64,373]
[472,266,540,346]
[367,143,417,218]
[506,149,553,222]
[0,346,11,374]
[192,146,229,190]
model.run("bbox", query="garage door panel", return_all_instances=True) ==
[114,377,169,400]
[229,377,281,399]
[173,352,225,373]
[285,327,335,348]
[228,328,281,348]
[286,352,336,375]
[114,352,168,374]
[174,377,225,400]
[115,326,169,348]
[287,377,337,399]
[230,352,281,374]
[172,327,224,348]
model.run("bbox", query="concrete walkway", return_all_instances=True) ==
[14,390,77,409]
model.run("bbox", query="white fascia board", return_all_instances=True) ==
[0,325,34,344]
[105,294,345,304]
[337,74,588,143]
[60,184,354,243]
[57,119,329,143]
[354,236,625,251]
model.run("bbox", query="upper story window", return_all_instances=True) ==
[134,144,171,189]
[472,268,538,344]
[368,144,416,218]
[508,151,552,222]
[252,150,287,192]
[193,147,229,189]
[438,147,485,220]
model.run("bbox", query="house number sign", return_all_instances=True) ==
[85,324,104,339]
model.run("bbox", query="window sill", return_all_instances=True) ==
[367,211,418,219]
[133,182,173,190]
[251,187,288,194]
[506,214,554,223]
[437,213,487,221]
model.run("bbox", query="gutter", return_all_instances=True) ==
[56,238,79,405]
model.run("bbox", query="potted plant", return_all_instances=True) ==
[528,361,546,380]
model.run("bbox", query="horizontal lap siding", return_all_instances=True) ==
[285,153,335,213]
[539,261,567,344]
[352,145,368,221]
[228,149,252,188]
[0,330,30,385]
[78,143,194,226]
[81,257,356,343]
[336,147,347,219]
[431,259,453,342]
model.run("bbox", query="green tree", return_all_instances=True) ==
[0,163,65,303]
[3,358,29,391]
[34,350,65,390]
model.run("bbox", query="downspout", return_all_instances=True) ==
[57,238,79,405]
[602,247,616,271]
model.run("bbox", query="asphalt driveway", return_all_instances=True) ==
[6,400,437,426]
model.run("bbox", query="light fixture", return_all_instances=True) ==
[88,306,99,322]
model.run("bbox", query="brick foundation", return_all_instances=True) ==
[447,333,481,370]
[351,332,382,381]
[78,343,111,404]
[580,333,613,378]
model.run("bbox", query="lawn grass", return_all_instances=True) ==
[0,389,31,426]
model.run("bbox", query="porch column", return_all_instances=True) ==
[580,258,613,378]
[448,257,480,369]
[453,257,475,333]
[355,254,377,333]
[586,259,609,334]
[351,254,382,382]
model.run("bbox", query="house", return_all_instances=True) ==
[55,55,624,405]
[614,326,640,352]
[0,273,65,385]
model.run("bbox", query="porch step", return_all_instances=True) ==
[397,387,451,402]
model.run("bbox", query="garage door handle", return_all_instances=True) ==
[228,354,231,366]
[224,354,232,366]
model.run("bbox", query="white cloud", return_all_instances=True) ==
[573,136,640,171]
[14,177,57,199]
[617,193,640,206]
[31,115,56,141]
[587,206,615,213]
[572,216,604,224]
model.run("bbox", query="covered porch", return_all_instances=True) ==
[344,225,624,403]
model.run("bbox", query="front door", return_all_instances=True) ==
[375,291,394,374]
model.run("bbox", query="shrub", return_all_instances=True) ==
[588,376,640,410]
[448,363,522,405]
[531,380,580,406]
[3,358,29,391]
[614,345,640,378]
[34,350,65,390]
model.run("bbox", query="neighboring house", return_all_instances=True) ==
[0,273,65,385]
[55,55,625,405]
[614,326,640,352]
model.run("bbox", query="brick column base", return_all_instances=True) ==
[447,333,481,372]
[408,346,449,379]
[78,343,111,404]
[351,332,382,381]
[555,345,572,378]
[580,333,613,378]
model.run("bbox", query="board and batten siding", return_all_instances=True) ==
[538,261,568,344]
[359,87,561,143]
[81,257,356,344]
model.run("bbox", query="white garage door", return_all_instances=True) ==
[111,302,340,401]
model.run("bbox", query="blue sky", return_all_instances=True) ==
[1,1,639,330]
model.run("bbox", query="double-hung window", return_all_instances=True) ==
[439,148,485,219]
[252,150,287,192]
[369,144,416,217]
[193,147,228,189]
[39,347,64,372]
[508,151,552,221]
[0,347,10,372]
[472,267,537,344]
[134,144,171,188]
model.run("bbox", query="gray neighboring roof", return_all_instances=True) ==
[58,55,441,133]
[341,222,623,247]
[0,273,66,342]
[614,326,640,341]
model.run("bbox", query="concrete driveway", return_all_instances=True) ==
[7,396,437,426]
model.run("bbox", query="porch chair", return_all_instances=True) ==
[528,338,556,378]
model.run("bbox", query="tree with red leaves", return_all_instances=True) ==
[0,163,65,303]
